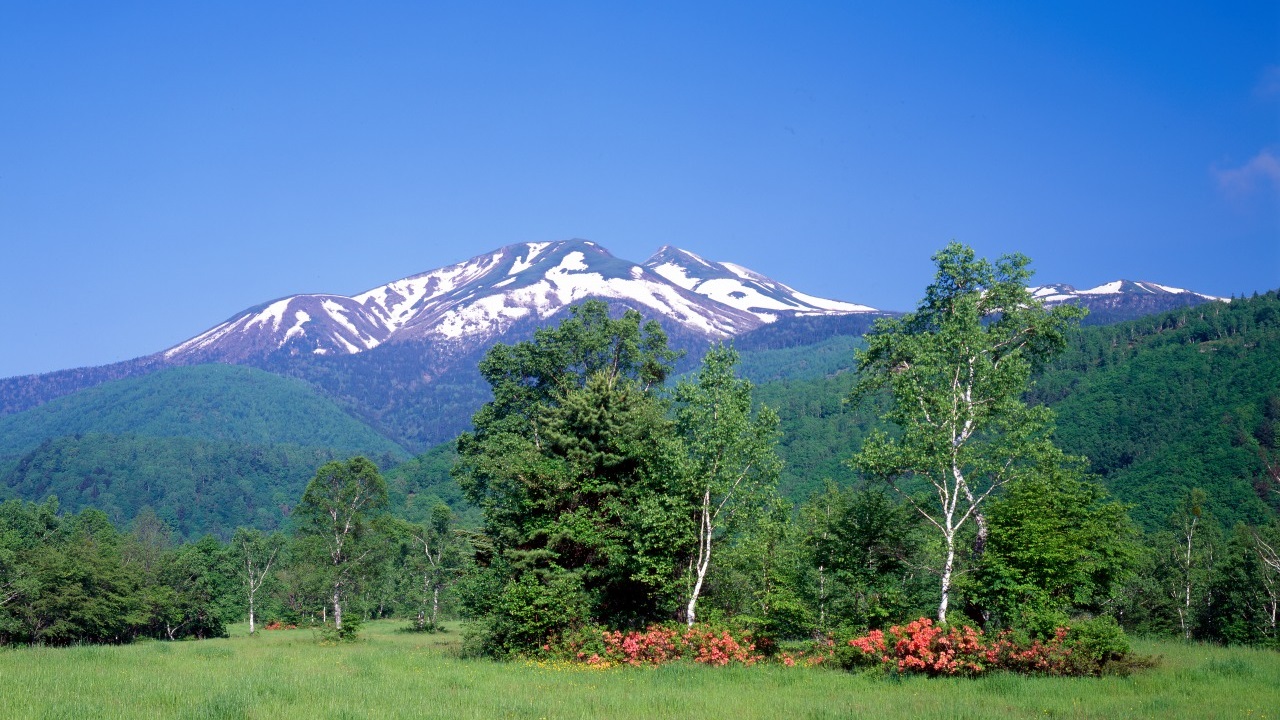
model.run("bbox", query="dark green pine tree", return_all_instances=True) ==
[454,301,693,652]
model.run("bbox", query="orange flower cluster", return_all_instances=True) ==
[842,618,1080,676]
[985,627,1075,674]
[564,624,764,667]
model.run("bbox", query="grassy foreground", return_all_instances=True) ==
[0,621,1276,719]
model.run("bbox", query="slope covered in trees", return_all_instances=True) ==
[1,434,358,539]
[736,292,1280,530]
[0,364,408,460]
[1030,290,1280,529]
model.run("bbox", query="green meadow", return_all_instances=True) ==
[1,621,1275,720]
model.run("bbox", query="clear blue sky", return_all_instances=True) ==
[2,1,1276,378]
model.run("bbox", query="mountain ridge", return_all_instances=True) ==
[0,240,1226,432]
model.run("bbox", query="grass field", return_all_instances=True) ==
[0,620,1276,719]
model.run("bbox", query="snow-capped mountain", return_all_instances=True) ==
[1030,280,1223,306]
[1030,280,1225,324]
[163,240,873,365]
[643,246,877,322]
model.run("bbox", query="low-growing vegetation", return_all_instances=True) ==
[0,620,1277,719]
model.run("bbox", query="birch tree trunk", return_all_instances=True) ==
[686,490,713,627]
[849,243,1086,629]
[939,531,956,623]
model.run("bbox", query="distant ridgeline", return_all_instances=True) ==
[0,281,1263,539]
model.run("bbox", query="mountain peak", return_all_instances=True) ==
[1031,280,1225,305]
[642,247,878,321]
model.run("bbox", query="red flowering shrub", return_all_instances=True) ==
[830,617,1124,677]
[680,626,762,667]
[985,627,1076,675]
[545,623,764,667]
[875,618,989,676]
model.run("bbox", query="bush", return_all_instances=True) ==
[832,616,1136,677]
[319,614,363,643]
[1065,616,1132,674]
[402,618,446,634]
[838,619,988,676]
[544,623,765,667]
[473,572,590,658]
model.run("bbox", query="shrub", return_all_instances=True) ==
[544,623,765,667]
[473,572,590,658]
[319,614,363,644]
[832,616,1135,677]
[1065,616,1132,674]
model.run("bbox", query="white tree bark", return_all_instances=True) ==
[240,537,278,635]
[686,489,714,627]
[1177,515,1198,640]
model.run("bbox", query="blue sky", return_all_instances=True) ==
[1,1,1276,377]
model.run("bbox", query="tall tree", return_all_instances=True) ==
[385,502,466,630]
[294,456,388,631]
[850,242,1085,623]
[674,344,782,626]
[1161,488,1222,640]
[802,484,927,630]
[1251,523,1280,641]
[232,527,284,635]
[455,300,690,648]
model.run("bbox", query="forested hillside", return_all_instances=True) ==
[0,364,408,460]
[1,434,351,539]
[0,365,411,539]
[1031,290,1280,528]
[742,292,1279,530]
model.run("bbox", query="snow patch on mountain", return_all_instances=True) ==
[642,246,878,322]
[650,262,698,290]
[1029,281,1225,306]
[1079,281,1125,295]
[163,240,875,365]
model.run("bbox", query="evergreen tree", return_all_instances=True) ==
[455,301,692,652]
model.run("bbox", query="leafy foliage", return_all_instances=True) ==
[850,242,1086,622]
[0,498,239,645]
[294,456,389,633]
[2,433,355,540]
[456,301,693,641]
[971,466,1139,629]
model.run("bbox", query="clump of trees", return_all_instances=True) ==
[452,301,783,656]
[0,461,473,646]
[0,499,238,645]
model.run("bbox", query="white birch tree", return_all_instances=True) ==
[1253,525,1280,638]
[295,457,388,632]
[850,242,1085,623]
[233,528,283,635]
[675,344,781,627]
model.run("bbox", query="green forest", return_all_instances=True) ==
[2,246,1278,680]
